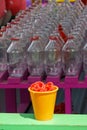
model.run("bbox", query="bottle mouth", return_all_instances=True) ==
[31,36,39,41]
[0,35,2,37]
[11,37,20,41]
[58,24,63,31]
[68,35,74,39]
[6,25,11,28]
[0,32,3,37]
[49,36,58,41]
[19,15,24,18]
[15,18,20,22]
[0,27,6,32]
[11,21,18,25]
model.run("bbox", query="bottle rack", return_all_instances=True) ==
[0,66,87,114]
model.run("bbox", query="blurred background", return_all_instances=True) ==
[0,0,87,114]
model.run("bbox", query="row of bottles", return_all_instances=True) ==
[63,5,87,76]
[0,0,87,78]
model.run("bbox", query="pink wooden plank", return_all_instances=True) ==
[64,88,72,114]
[5,89,17,113]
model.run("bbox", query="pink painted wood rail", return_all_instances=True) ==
[0,69,86,114]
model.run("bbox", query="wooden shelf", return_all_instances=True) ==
[0,113,87,130]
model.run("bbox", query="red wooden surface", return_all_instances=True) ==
[5,0,26,15]
[82,0,87,4]
[0,0,6,18]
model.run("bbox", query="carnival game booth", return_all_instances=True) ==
[0,0,87,130]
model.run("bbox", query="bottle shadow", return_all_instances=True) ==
[20,113,35,120]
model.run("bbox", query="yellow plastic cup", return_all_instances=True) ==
[28,86,58,121]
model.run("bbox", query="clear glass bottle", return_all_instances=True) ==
[83,44,87,74]
[27,36,44,76]
[45,36,62,76]
[0,33,10,71]
[7,38,27,77]
[62,38,82,76]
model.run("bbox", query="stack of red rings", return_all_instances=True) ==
[30,81,57,92]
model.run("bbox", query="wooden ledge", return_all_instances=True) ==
[0,114,87,130]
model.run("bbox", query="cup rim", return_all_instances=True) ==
[28,86,59,94]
